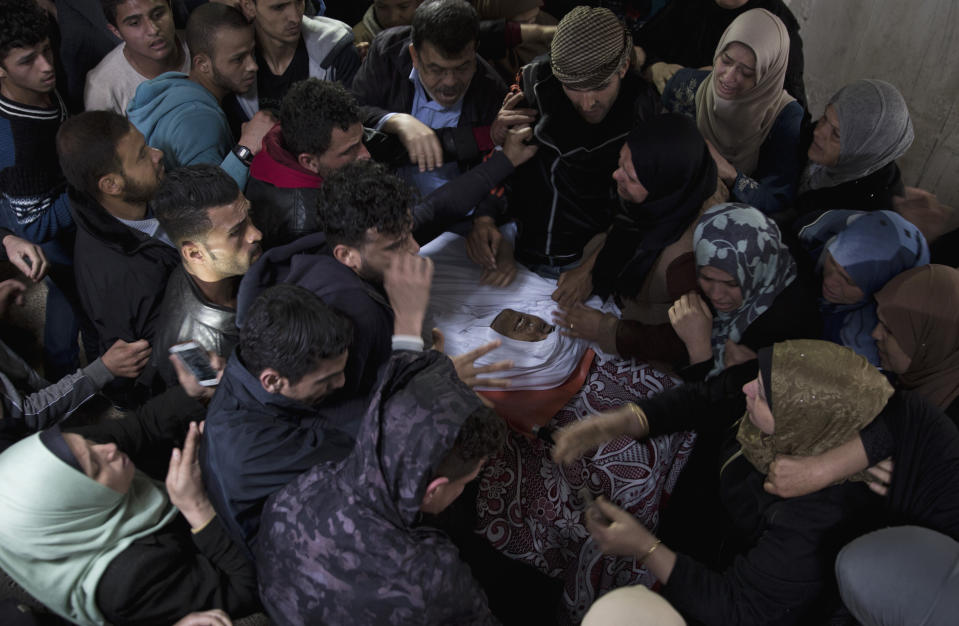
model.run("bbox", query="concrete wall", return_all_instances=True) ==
[787,0,959,206]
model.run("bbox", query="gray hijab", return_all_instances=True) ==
[801,79,914,192]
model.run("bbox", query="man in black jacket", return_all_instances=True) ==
[56,110,179,405]
[465,7,660,306]
[350,0,507,197]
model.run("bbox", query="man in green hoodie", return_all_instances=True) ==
[126,2,274,189]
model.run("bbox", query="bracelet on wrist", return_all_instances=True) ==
[638,539,662,566]
[626,402,648,435]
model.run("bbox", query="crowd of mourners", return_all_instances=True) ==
[0,0,957,624]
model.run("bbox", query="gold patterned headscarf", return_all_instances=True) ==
[737,339,894,475]
[695,8,795,175]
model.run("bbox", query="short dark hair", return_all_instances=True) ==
[0,0,49,63]
[186,2,250,60]
[316,160,415,249]
[411,0,479,56]
[56,111,131,198]
[434,406,506,481]
[240,284,353,384]
[280,78,360,157]
[153,164,239,247]
[100,0,170,28]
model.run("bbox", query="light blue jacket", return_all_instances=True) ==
[126,72,247,187]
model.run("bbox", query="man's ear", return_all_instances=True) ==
[180,241,205,266]
[97,173,124,198]
[408,43,420,68]
[297,152,321,174]
[421,476,449,507]
[258,368,286,394]
[106,23,122,41]
[332,243,360,270]
[238,0,257,22]
[192,52,211,76]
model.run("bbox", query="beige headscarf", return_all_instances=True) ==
[737,339,894,476]
[695,8,795,176]
[875,264,959,410]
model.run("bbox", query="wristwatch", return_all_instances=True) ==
[232,144,254,167]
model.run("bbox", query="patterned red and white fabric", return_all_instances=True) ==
[475,351,696,622]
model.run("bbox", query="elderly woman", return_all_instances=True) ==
[554,339,959,625]
[796,79,914,216]
[0,405,259,625]
[663,8,803,215]
[798,209,929,367]
[563,203,819,379]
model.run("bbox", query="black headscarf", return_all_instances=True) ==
[593,113,717,299]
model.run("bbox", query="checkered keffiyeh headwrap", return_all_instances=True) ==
[550,7,632,91]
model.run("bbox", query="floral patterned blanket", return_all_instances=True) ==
[475,351,695,622]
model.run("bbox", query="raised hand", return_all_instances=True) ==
[451,339,512,388]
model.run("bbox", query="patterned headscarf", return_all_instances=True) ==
[550,6,632,91]
[737,339,893,475]
[875,265,959,409]
[801,80,914,192]
[798,210,929,366]
[695,8,795,175]
[694,203,797,376]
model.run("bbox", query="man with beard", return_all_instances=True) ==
[151,164,264,386]
[237,160,426,400]
[56,110,177,404]
[126,2,274,188]
[466,7,659,306]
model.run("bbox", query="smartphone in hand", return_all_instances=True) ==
[169,341,219,387]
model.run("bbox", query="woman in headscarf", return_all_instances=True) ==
[0,415,259,625]
[662,8,803,215]
[556,114,726,370]
[798,209,929,367]
[872,264,959,421]
[563,202,819,378]
[796,79,914,216]
[634,0,805,106]
[553,339,949,625]
[669,203,818,380]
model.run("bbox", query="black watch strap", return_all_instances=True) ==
[233,144,254,167]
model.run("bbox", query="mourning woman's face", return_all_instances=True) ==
[491,309,555,342]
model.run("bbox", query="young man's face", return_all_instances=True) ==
[561,64,627,125]
[114,126,165,203]
[307,122,370,179]
[353,227,419,282]
[281,350,348,406]
[110,0,177,65]
[408,41,476,109]
[0,38,56,103]
[195,192,263,279]
[208,26,258,94]
[246,0,305,46]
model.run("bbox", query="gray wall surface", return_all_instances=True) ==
[788,0,959,206]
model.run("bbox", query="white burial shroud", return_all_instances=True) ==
[421,232,613,391]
